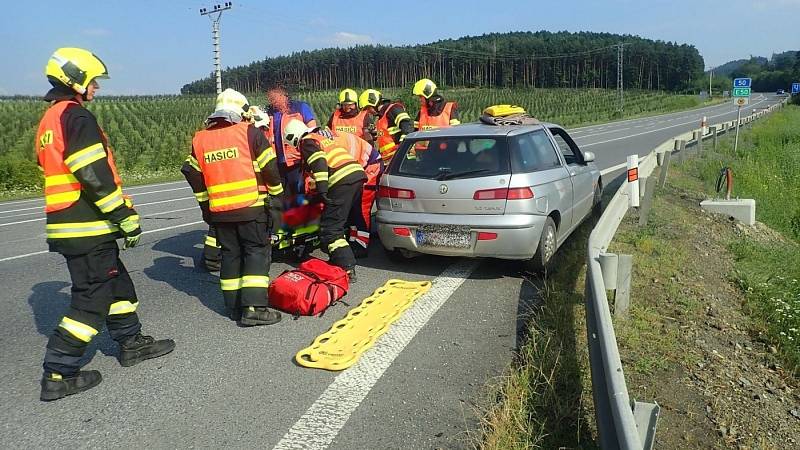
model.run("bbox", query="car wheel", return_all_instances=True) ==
[386,247,413,262]
[592,179,603,217]
[527,217,557,273]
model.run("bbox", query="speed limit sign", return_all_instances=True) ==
[734,97,749,106]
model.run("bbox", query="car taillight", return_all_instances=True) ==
[393,227,411,237]
[473,187,534,200]
[378,186,416,199]
[476,232,497,241]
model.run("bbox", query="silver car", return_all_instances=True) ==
[375,122,602,271]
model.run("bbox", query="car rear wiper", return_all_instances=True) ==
[436,169,490,180]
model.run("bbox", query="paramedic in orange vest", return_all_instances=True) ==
[413,78,461,131]
[266,86,317,196]
[182,89,285,326]
[201,106,272,273]
[358,89,413,165]
[335,132,383,258]
[283,120,366,281]
[327,89,375,145]
[35,48,175,402]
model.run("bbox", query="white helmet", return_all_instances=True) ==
[208,88,250,123]
[247,106,270,129]
[283,119,310,148]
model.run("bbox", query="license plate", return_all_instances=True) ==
[416,225,471,248]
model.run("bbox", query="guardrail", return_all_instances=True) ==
[585,96,790,450]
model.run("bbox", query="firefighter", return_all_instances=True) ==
[358,89,413,164]
[413,78,460,131]
[283,120,366,281]
[266,86,317,197]
[327,89,375,145]
[202,106,271,272]
[336,132,383,258]
[182,89,285,326]
[35,48,175,401]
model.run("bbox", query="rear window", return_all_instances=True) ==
[392,137,509,180]
[510,130,563,173]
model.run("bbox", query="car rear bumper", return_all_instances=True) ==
[376,210,546,259]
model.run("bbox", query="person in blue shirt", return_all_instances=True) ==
[266,86,318,196]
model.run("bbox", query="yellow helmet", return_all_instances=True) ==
[338,88,358,104]
[45,47,109,94]
[208,88,250,122]
[412,78,437,99]
[358,89,382,109]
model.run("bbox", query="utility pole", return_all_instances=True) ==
[617,43,624,113]
[708,67,713,98]
[199,2,232,95]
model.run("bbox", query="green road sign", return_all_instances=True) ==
[733,87,751,97]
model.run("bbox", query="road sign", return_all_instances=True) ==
[734,97,749,106]
[733,78,752,88]
[793,83,800,94]
[733,87,751,97]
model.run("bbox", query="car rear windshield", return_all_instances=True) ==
[392,137,509,180]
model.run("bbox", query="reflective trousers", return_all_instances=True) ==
[346,184,376,253]
[320,180,364,270]
[215,220,271,313]
[203,225,222,265]
[43,241,142,376]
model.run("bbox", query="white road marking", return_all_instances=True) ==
[272,259,480,450]
[0,186,191,215]
[0,220,206,263]
[0,197,195,227]
[581,96,768,148]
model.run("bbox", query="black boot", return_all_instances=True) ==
[346,268,357,284]
[240,306,282,326]
[40,371,102,402]
[118,333,176,367]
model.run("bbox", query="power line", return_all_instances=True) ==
[199,2,233,94]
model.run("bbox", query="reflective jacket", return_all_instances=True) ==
[183,120,283,223]
[416,101,459,131]
[329,109,371,142]
[300,133,366,194]
[279,112,304,167]
[35,95,136,255]
[375,102,412,163]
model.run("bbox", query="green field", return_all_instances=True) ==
[687,105,800,373]
[1,88,710,197]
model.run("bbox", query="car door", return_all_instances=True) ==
[548,126,594,227]
[507,129,574,238]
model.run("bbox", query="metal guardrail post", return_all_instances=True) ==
[638,177,656,227]
[614,254,633,317]
[696,129,703,156]
[599,252,619,289]
[677,139,687,164]
[658,145,673,188]
[711,126,718,151]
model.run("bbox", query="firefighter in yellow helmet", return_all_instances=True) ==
[328,88,375,145]
[358,89,413,164]
[182,89,285,325]
[36,48,175,401]
[413,78,460,131]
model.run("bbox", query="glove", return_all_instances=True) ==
[318,128,335,139]
[315,192,331,205]
[118,214,142,249]
[269,196,284,212]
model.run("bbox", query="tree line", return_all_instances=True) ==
[181,31,705,94]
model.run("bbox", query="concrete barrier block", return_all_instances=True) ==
[700,199,756,226]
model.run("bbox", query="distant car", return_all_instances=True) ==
[777,89,785,95]
[376,121,602,271]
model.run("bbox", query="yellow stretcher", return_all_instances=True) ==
[295,279,432,371]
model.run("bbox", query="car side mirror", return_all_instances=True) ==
[583,151,595,163]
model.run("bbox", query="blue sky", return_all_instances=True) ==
[2,0,798,95]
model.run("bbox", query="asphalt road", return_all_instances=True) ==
[0,94,784,449]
